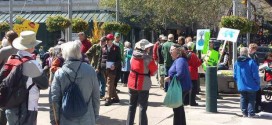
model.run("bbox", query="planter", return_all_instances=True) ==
[45,15,71,32]
[0,22,10,32]
[72,18,89,33]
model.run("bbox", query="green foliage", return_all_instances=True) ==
[0,22,10,32]
[72,18,89,32]
[101,22,131,35]
[45,16,71,32]
[220,16,259,34]
[15,16,26,24]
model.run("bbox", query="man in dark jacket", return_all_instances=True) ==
[234,47,260,118]
[86,36,107,98]
[249,43,262,113]
[101,34,121,106]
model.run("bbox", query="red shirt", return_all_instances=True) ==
[264,59,272,81]
[152,41,160,61]
[80,39,92,54]
[188,51,202,80]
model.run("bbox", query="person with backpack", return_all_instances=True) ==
[0,30,18,125]
[126,39,157,125]
[50,41,100,125]
[0,31,48,125]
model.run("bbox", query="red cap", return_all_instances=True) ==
[106,34,114,40]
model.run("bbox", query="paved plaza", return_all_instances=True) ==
[37,77,272,125]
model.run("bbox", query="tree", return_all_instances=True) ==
[100,0,232,30]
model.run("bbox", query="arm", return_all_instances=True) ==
[153,43,158,61]
[115,46,122,68]
[148,59,158,76]
[174,59,186,80]
[91,72,100,120]
[33,71,49,90]
[50,71,62,125]
[86,45,96,64]
[251,60,260,86]
[220,54,229,65]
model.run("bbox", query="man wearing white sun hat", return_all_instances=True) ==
[4,31,48,125]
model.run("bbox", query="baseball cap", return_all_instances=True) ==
[114,32,120,37]
[106,34,114,40]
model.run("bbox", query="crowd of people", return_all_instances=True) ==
[0,29,270,125]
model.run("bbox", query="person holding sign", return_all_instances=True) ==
[218,47,229,70]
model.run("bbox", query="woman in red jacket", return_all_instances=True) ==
[186,42,202,106]
[126,39,158,125]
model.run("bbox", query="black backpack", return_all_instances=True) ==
[0,55,35,108]
[61,62,91,119]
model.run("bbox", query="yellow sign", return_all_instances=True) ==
[13,20,39,34]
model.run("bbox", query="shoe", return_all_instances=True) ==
[248,114,259,118]
[190,103,199,106]
[242,115,248,118]
[104,101,112,106]
[123,84,127,87]
[116,89,121,93]
[217,95,223,99]
[195,96,201,100]
[112,99,120,103]
[100,97,106,101]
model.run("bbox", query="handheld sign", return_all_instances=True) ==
[196,29,210,50]
[217,28,240,42]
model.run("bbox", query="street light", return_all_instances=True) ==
[9,0,13,29]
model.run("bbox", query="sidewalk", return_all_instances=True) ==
[37,76,272,125]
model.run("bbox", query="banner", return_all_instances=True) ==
[201,32,211,54]
[217,27,240,42]
[13,19,39,34]
[202,50,219,71]
[196,29,210,50]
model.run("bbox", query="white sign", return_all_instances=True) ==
[196,29,210,50]
[217,28,240,42]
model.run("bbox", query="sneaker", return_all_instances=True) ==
[116,89,121,93]
[248,114,259,118]
[104,101,112,106]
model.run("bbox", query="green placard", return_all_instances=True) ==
[202,32,211,54]
[207,50,219,66]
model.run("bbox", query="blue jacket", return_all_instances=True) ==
[234,56,260,92]
[168,57,192,91]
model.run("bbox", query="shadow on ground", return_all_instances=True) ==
[97,116,126,125]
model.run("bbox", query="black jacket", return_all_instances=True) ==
[101,44,121,71]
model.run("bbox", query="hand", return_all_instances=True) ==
[95,69,99,73]
[164,77,170,82]
[110,65,115,70]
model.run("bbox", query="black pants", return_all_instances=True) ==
[0,108,6,125]
[126,89,149,125]
[189,80,198,105]
[122,71,130,84]
[173,106,186,125]
[255,89,262,113]
[114,66,122,88]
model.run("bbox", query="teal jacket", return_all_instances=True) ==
[162,41,174,67]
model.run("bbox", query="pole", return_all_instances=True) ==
[218,40,228,67]
[116,0,120,22]
[67,0,72,41]
[232,0,237,69]
[206,66,218,113]
[9,0,13,29]
[246,0,251,46]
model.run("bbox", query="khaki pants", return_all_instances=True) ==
[104,69,119,101]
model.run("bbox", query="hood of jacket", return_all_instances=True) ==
[237,55,250,62]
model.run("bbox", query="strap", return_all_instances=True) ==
[130,70,150,76]
[62,62,83,84]
[27,83,36,91]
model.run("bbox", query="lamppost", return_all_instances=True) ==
[67,0,72,41]
[9,0,13,29]
[233,0,237,69]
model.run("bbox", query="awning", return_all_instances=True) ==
[0,11,115,23]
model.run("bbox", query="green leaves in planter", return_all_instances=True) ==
[46,15,71,32]
[0,22,10,32]
[101,22,131,35]
[220,16,259,34]
[72,18,89,32]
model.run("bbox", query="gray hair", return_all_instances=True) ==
[168,34,174,41]
[61,41,82,60]
[240,47,248,56]
[124,41,131,48]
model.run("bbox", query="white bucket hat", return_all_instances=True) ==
[135,39,154,50]
[13,31,42,50]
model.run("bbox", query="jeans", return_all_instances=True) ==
[126,89,149,125]
[189,80,198,105]
[122,71,130,84]
[255,89,262,113]
[0,108,6,125]
[164,67,171,92]
[97,71,106,97]
[240,91,256,117]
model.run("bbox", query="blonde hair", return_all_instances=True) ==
[185,37,192,43]
[249,43,258,50]
[61,41,82,60]
[124,41,131,48]
[240,47,249,56]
